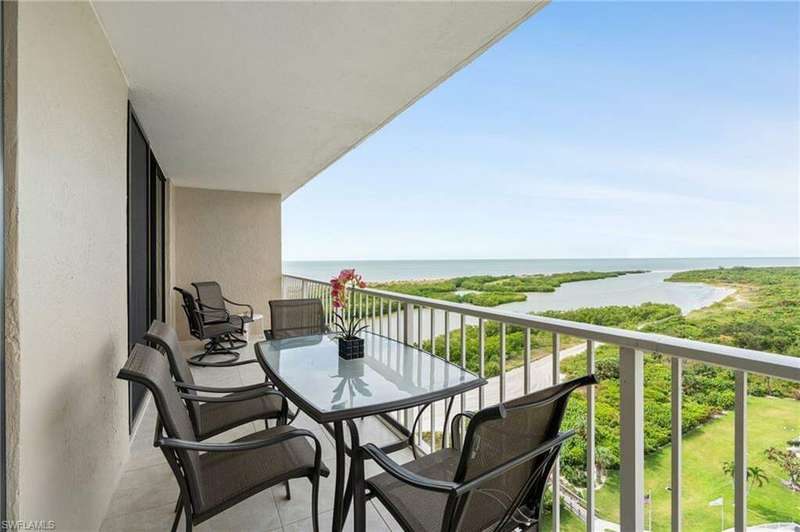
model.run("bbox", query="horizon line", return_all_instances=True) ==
[283,256,800,263]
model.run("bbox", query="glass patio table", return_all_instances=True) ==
[255,332,485,532]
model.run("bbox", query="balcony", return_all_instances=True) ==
[277,275,800,531]
[12,1,798,530]
[102,275,799,531]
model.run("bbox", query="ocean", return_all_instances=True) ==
[285,257,798,337]
[284,257,799,282]
[284,257,798,318]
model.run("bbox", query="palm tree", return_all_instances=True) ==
[721,461,769,488]
[722,460,734,478]
[748,466,768,488]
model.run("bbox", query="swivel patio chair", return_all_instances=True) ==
[193,281,253,350]
[118,344,329,532]
[358,374,597,532]
[145,320,284,440]
[174,287,246,367]
[266,298,327,340]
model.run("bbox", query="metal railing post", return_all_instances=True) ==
[735,371,748,531]
[499,323,506,402]
[586,340,596,532]
[551,333,560,531]
[478,319,485,408]
[460,314,467,414]
[403,302,414,429]
[403,303,414,346]
[671,357,682,532]
[619,347,644,532]
[524,328,531,395]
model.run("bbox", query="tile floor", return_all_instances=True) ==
[101,336,412,532]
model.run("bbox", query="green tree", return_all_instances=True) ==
[721,461,770,488]
[764,447,800,490]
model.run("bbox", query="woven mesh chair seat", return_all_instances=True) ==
[146,321,280,439]
[203,321,240,337]
[364,376,596,532]
[196,424,330,517]
[197,393,283,440]
[367,448,460,532]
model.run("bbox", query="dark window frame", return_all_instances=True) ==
[127,103,166,432]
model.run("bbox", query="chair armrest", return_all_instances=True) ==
[158,427,315,453]
[361,443,458,495]
[227,314,247,333]
[223,297,254,319]
[179,387,285,404]
[450,411,475,450]
[158,428,329,477]
[175,381,269,394]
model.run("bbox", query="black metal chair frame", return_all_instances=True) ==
[192,281,254,351]
[174,286,246,367]
[354,375,598,532]
[144,320,280,435]
[118,344,329,532]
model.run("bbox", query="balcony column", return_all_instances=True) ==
[619,347,645,531]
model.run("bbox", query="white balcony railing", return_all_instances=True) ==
[282,274,800,532]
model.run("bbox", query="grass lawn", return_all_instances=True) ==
[594,396,800,531]
[541,505,584,531]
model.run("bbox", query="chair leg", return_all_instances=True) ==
[284,480,292,500]
[310,475,320,532]
[188,337,240,367]
[183,502,192,532]
[170,497,182,532]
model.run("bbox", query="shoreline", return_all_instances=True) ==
[285,258,800,283]
[372,270,733,316]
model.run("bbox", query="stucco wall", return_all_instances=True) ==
[12,2,129,529]
[173,187,282,339]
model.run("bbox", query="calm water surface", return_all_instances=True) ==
[284,257,798,318]
[285,257,798,282]
[495,271,733,315]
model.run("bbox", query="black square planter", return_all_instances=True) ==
[338,337,365,359]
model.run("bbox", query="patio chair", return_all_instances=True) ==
[174,287,245,367]
[144,320,284,440]
[358,374,597,532]
[264,298,328,424]
[266,298,327,340]
[117,344,329,532]
[192,281,253,349]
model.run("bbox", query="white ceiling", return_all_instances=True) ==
[93,1,546,197]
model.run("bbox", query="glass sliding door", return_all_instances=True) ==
[151,161,165,323]
[127,104,166,431]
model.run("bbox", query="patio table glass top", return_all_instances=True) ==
[256,332,485,422]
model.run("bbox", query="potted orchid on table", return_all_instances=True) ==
[330,269,368,359]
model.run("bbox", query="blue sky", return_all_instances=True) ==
[283,1,799,261]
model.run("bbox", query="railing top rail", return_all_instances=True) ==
[282,274,800,382]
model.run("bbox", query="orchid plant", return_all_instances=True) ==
[330,269,368,339]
